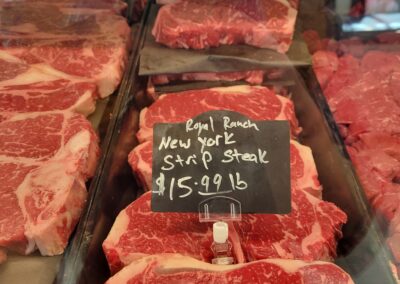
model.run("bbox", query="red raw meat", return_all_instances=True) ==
[128,140,322,198]
[150,71,266,85]
[235,190,346,262]
[0,55,99,121]
[0,3,129,40]
[1,38,129,98]
[372,184,400,222]
[360,51,400,75]
[346,147,400,220]
[103,189,346,273]
[314,44,400,278]
[322,53,400,140]
[102,192,245,274]
[0,3,130,97]
[0,79,98,121]
[106,81,345,276]
[323,55,360,96]
[152,0,298,53]
[303,30,324,54]
[1,0,128,14]
[352,132,400,161]
[127,142,152,193]
[312,51,339,88]
[137,85,300,143]
[350,149,400,196]
[0,111,99,256]
[0,57,60,87]
[302,30,338,54]
[147,70,287,101]
[105,254,354,284]
[348,133,400,220]
[333,88,400,140]
[290,140,322,197]
[390,71,400,107]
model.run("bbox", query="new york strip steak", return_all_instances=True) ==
[104,84,346,280]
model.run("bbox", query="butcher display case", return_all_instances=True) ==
[57,1,400,284]
[1,0,400,283]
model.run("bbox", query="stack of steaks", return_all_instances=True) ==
[147,0,298,95]
[152,0,298,51]
[310,32,400,276]
[103,85,351,283]
[0,0,130,263]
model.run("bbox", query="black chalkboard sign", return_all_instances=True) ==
[152,110,291,214]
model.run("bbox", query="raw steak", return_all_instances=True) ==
[1,38,129,98]
[303,31,372,58]
[35,0,127,14]
[235,190,346,262]
[290,140,322,197]
[322,55,360,97]
[0,4,129,40]
[312,51,339,89]
[0,0,127,14]
[137,85,300,143]
[105,254,354,284]
[316,52,400,141]
[102,192,245,274]
[0,55,64,87]
[150,71,266,85]
[314,48,400,274]
[103,190,345,273]
[390,71,400,107]
[322,54,400,141]
[0,56,99,120]
[128,140,322,197]
[344,121,400,278]
[347,133,400,221]
[0,111,99,256]
[351,132,400,160]
[152,0,298,53]
[0,4,131,97]
[360,51,400,75]
[0,79,98,122]
[302,30,339,55]
[128,141,152,192]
